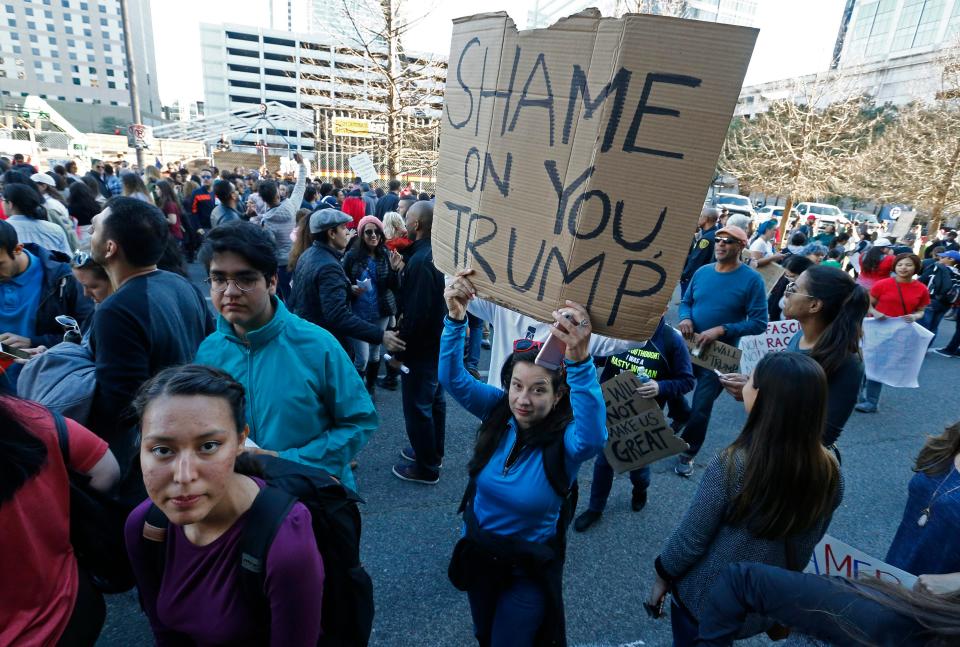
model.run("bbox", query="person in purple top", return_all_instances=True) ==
[124,365,324,646]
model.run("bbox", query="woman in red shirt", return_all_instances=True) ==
[857,241,896,290]
[856,253,930,413]
[0,396,119,647]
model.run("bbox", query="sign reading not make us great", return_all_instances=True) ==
[432,10,757,340]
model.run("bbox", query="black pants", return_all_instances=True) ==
[58,564,105,647]
[401,356,446,476]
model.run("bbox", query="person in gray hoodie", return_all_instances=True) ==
[253,153,307,301]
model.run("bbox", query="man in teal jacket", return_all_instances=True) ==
[195,222,377,490]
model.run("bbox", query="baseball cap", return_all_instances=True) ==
[30,172,56,187]
[309,209,351,234]
[807,215,816,221]
[874,237,893,247]
[715,225,749,246]
[937,250,960,262]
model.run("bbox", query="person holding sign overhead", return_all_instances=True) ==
[574,315,694,532]
[675,224,767,477]
[440,269,606,647]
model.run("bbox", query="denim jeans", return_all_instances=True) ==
[587,452,651,512]
[679,366,724,458]
[468,567,546,647]
[859,377,883,407]
[919,300,950,345]
[942,309,960,354]
[352,316,390,370]
[466,313,483,371]
[671,599,699,647]
[401,357,446,476]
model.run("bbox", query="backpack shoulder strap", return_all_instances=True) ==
[541,435,570,500]
[140,504,171,591]
[51,409,69,464]
[238,486,298,601]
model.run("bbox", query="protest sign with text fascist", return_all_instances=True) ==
[432,10,757,340]
[739,319,800,376]
[601,371,687,473]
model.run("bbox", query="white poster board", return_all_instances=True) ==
[348,152,378,183]
[862,318,933,388]
[739,319,800,376]
[805,534,916,588]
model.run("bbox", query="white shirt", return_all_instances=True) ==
[466,298,641,386]
[749,237,775,258]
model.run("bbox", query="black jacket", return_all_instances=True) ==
[680,225,718,283]
[374,192,400,219]
[342,246,399,317]
[23,243,95,348]
[396,238,445,360]
[287,242,384,351]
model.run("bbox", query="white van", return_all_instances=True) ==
[794,202,849,231]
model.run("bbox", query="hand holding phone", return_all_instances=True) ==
[0,342,32,360]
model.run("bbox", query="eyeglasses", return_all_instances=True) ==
[784,281,815,299]
[201,174,212,180]
[205,275,262,293]
[363,229,380,238]
[513,338,544,353]
[715,237,741,245]
[72,249,93,267]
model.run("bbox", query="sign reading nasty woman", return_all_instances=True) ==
[432,9,757,340]
[601,371,687,473]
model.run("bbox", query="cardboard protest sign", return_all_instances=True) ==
[862,318,933,388]
[432,10,757,341]
[601,370,687,473]
[683,337,742,374]
[756,262,785,295]
[889,210,917,241]
[739,319,800,375]
[348,152,378,183]
[804,534,917,588]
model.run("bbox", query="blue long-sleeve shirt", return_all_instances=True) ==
[678,263,768,346]
[438,316,607,542]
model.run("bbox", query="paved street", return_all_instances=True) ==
[97,271,960,646]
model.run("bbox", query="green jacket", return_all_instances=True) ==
[195,297,377,490]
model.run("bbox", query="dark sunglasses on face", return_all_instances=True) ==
[715,237,740,245]
[363,229,379,237]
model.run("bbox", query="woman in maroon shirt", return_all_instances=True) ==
[856,253,930,413]
[124,365,324,646]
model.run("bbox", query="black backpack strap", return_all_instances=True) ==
[541,436,570,499]
[52,409,70,464]
[238,486,298,604]
[140,504,171,600]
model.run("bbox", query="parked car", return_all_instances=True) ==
[714,192,756,219]
[844,210,880,234]
[795,202,849,231]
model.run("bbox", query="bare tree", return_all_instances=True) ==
[850,46,960,233]
[613,0,688,16]
[721,74,880,239]
[293,0,445,182]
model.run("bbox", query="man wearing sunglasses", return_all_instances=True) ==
[675,224,768,477]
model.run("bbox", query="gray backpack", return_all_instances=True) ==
[18,342,96,425]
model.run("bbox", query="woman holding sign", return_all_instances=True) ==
[440,269,606,647]
[721,265,869,449]
[648,352,843,645]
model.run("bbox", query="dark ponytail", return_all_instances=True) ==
[2,184,48,221]
[0,397,49,506]
[804,265,869,376]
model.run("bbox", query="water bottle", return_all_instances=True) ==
[637,372,651,384]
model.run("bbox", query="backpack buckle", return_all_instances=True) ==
[241,552,264,573]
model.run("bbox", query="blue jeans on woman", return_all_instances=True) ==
[919,300,950,345]
[468,567,546,646]
[671,599,699,646]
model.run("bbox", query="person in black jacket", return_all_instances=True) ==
[0,223,94,391]
[391,200,447,484]
[679,207,719,298]
[287,209,405,358]
[374,179,401,219]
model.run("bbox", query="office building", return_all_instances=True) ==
[738,0,960,119]
[269,0,384,46]
[197,22,445,151]
[527,0,758,29]
[0,0,161,132]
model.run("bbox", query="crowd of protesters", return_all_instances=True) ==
[0,152,958,647]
